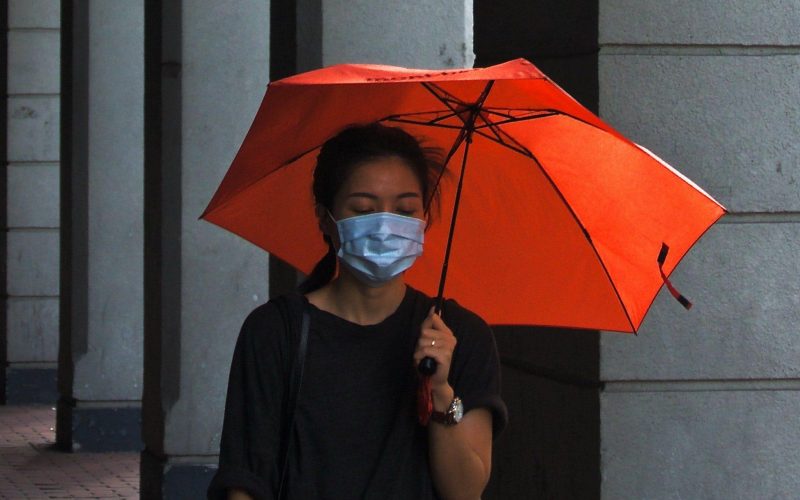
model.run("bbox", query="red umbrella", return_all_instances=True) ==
[201,58,726,333]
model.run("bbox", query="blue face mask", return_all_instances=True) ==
[333,212,425,286]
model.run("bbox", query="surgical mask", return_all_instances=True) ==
[333,211,425,286]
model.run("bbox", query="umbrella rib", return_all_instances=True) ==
[471,128,535,158]
[421,83,470,117]
[433,81,495,312]
[383,109,456,122]
[384,117,466,130]
[479,108,558,121]
[515,145,637,332]
[479,119,537,158]
[427,127,468,212]
[210,103,471,214]
[200,143,324,219]
[420,100,636,331]
[476,110,560,127]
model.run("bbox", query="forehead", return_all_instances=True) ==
[340,156,422,194]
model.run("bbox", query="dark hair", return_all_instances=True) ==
[298,122,445,294]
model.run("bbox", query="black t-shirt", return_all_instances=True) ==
[207,286,507,499]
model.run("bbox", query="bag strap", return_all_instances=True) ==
[277,294,310,500]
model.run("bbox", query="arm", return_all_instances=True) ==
[428,383,493,499]
[227,488,254,500]
[207,303,287,500]
[413,309,495,499]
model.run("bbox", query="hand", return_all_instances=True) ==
[413,306,457,391]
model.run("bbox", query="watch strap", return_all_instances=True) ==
[430,397,462,425]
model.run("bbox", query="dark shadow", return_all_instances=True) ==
[0,0,8,405]
[474,1,601,498]
[268,0,301,298]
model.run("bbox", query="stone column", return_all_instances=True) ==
[140,1,269,497]
[599,1,800,497]
[3,0,61,404]
[298,0,474,70]
[57,0,144,452]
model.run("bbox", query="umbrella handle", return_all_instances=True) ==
[418,357,437,375]
[418,295,445,375]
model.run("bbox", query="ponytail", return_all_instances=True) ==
[297,238,337,294]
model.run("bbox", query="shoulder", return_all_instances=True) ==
[243,292,307,324]
[240,299,282,330]
[237,293,307,347]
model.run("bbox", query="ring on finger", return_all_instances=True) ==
[431,339,436,347]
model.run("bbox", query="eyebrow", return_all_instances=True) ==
[346,192,421,199]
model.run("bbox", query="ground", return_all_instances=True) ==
[0,405,139,499]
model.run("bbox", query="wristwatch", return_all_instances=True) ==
[430,397,464,426]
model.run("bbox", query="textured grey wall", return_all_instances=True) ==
[161,0,271,458]
[71,0,144,402]
[599,1,800,498]
[5,0,61,372]
[315,0,474,68]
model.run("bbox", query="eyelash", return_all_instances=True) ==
[353,208,417,215]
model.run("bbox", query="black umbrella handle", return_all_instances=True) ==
[418,357,437,375]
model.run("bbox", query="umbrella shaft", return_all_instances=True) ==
[435,128,474,315]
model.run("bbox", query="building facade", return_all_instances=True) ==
[3,0,798,497]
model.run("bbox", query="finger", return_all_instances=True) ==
[417,340,453,359]
[429,312,449,331]
[417,338,436,350]
[413,339,450,360]
[417,328,436,345]
[420,328,456,347]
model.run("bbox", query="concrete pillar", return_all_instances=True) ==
[57,0,144,452]
[140,1,269,497]
[298,0,474,70]
[599,1,800,497]
[3,0,61,404]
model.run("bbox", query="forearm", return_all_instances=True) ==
[227,488,254,500]
[427,385,490,499]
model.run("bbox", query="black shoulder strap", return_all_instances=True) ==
[275,294,310,500]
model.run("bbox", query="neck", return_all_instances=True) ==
[323,269,407,325]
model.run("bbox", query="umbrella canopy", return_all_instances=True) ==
[201,58,726,332]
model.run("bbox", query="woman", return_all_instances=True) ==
[208,123,507,499]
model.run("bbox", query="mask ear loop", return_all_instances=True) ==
[325,210,342,252]
[323,210,340,277]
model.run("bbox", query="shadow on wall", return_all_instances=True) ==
[474,0,600,498]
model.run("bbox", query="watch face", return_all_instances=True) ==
[452,398,464,423]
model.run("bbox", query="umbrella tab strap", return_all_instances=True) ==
[417,376,433,426]
[657,243,692,310]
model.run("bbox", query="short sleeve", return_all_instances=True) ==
[207,302,288,500]
[444,300,508,438]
